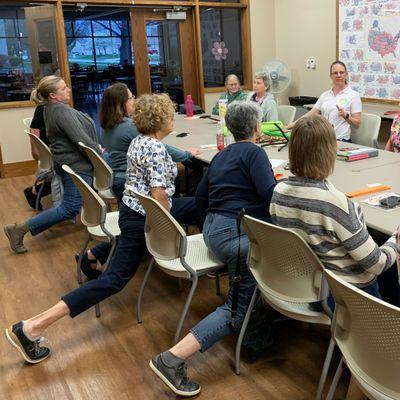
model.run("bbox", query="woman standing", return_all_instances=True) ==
[246,71,278,122]
[286,61,362,141]
[4,75,100,254]
[5,94,200,365]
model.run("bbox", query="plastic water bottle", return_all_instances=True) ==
[216,122,225,151]
[185,94,194,117]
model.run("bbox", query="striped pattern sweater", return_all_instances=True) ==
[270,176,398,287]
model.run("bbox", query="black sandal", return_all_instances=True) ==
[75,252,102,280]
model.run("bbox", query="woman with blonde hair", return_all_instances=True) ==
[4,75,100,254]
[5,93,200,365]
[246,71,278,122]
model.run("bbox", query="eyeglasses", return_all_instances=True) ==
[227,83,239,87]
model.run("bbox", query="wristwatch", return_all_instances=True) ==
[344,113,350,120]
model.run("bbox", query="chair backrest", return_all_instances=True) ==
[325,269,400,399]
[351,113,381,148]
[23,117,32,129]
[133,190,187,261]
[62,164,107,228]
[241,215,327,304]
[78,142,113,191]
[26,130,53,171]
[278,105,296,125]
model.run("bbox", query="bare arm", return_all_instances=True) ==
[347,112,361,129]
[285,107,320,130]
[29,128,40,160]
[151,187,170,212]
[385,138,394,152]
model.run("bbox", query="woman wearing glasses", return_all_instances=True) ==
[211,74,247,116]
[286,61,362,141]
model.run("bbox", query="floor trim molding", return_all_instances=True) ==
[1,160,37,178]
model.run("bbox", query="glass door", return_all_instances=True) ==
[132,9,200,106]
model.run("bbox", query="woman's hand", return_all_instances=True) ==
[188,147,202,156]
[336,105,348,119]
[150,187,170,212]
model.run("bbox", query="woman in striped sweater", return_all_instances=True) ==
[270,114,399,299]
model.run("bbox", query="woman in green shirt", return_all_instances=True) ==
[211,74,247,115]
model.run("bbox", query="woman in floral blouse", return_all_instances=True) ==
[385,108,400,152]
[5,94,200,364]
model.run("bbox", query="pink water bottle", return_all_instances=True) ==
[185,94,194,117]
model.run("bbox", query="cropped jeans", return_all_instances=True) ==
[62,197,198,317]
[27,167,92,236]
[190,213,257,352]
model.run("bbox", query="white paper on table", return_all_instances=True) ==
[269,159,286,169]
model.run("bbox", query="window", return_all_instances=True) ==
[0,3,59,103]
[200,7,243,88]
[64,10,133,71]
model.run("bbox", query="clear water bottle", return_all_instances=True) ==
[216,122,225,151]
[185,94,194,117]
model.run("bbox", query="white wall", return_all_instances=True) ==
[204,0,276,113]
[0,107,35,163]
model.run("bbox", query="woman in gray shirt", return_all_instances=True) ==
[4,75,101,254]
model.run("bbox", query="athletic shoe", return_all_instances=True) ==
[149,352,200,397]
[5,321,50,364]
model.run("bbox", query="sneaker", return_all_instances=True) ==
[75,253,102,280]
[149,352,200,397]
[4,224,27,254]
[4,321,50,364]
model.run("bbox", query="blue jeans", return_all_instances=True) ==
[27,167,92,236]
[190,213,256,352]
[62,197,199,317]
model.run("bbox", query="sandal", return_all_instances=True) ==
[75,252,102,280]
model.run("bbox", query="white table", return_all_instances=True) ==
[167,114,400,235]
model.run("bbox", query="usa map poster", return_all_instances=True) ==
[338,0,400,103]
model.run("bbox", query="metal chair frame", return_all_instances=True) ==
[134,190,225,343]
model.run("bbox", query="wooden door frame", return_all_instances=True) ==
[131,8,201,107]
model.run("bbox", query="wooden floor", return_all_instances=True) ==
[0,176,348,400]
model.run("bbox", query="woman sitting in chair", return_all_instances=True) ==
[384,103,400,152]
[272,114,399,400]
[78,83,201,279]
[270,114,398,299]
[4,75,100,254]
[211,74,247,116]
[246,71,278,122]
[285,61,362,142]
[100,83,201,201]
[5,94,199,365]
[150,101,276,397]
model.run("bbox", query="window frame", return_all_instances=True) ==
[0,0,251,109]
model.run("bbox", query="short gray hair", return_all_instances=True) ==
[225,101,261,141]
[225,74,240,85]
[254,71,271,91]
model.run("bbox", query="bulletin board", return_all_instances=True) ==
[337,0,400,104]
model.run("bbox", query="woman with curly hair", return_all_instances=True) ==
[5,94,200,364]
